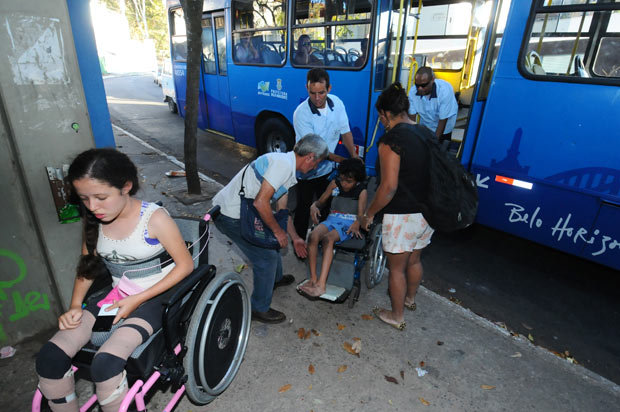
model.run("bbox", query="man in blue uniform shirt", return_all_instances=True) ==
[408,66,459,149]
[292,68,361,258]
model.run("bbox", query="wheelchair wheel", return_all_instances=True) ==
[183,271,251,405]
[364,224,387,289]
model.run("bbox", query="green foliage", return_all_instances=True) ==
[100,0,170,60]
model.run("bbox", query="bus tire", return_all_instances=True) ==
[257,118,294,154]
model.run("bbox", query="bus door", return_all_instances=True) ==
[463,1,620,269]
[201,12,234,136]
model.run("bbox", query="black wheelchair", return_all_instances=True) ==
[296,221,387,308]
[32,206,252,411]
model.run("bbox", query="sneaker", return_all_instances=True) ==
[273,274,295,290]
[251,308,286,324]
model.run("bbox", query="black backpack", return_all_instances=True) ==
[404,124,479,232]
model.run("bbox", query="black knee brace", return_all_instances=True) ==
[91,352,126,382]
[36,342,72,379]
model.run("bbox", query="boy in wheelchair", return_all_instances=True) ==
[300,158,367,298]
[34,148,195,412]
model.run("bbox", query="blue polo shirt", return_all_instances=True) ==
[293,94,350,180]
[407,78,458,135]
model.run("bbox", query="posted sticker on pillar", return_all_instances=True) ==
[45,165,80,223]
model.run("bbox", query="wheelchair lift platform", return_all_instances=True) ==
[296,250,356,303]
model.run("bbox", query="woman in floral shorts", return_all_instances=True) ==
[362,82,434,331]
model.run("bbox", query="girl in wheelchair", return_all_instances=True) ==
[300,158,367,298]
[35,148,193,412]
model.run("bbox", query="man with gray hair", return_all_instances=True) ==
[213,134,328,323]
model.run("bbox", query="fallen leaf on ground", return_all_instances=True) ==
[309,385,312,390]
[419,397,430,406]
[353,337,361,342]
[388,400,393,405]
[343,342,360,357]
[449,296,461,305]
[297,328,305,339]
[337,323,346,330]
[361,314,373,320]
[305,330,311,339]
[337,365,347,373]
[308,364,315,374]
[510,352,522,358]
[400,370,404,380]
[234,264,246,273]
[437,341,444,346]
[278,384,292,393]
[311,329,320,336]
[419,361,425,367]
[481,385,496,390]
[384,375,398,384]
[528,333,534,343]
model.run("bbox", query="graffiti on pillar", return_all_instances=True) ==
[0,249,50,342]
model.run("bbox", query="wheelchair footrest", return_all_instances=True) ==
[296,279,348,302]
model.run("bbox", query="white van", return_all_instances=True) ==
[161,59,177,113]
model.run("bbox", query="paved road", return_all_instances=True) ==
[103,74,620,385]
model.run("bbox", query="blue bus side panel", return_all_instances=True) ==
[582,203,620,268]
[173,63,187,118]
[468,1,620,269]
[226,65,372,151]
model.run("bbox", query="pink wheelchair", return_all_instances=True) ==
[32,207,252,411]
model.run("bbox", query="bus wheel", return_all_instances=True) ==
[258,118,294,154]
[168,99,178,114]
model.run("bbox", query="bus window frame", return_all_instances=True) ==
[291,0,374,71]
[231,0,288,67]
[170,7,188,63]
[403,1,474,74]
[518,1,620,86]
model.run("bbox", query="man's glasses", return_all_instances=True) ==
[301,42,311,46]
[415,81,431,89]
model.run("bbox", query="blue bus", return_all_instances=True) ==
[164,0,620,270]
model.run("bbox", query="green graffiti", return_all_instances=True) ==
[0,248,49,342]
[9,290,50,322]
[0,249,27,300]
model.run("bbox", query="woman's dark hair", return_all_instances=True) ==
[338,157,366,183]
[67,148,139,279]
[375,82,409,117]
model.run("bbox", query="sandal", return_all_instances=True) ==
[372,307,406,331]
[404,301,417,311]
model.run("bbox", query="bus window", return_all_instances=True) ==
[171,8,187,62]
[292,0,372,68]
[202,18,216,74]
[407,2,472,71]
[215,16,227,74]
[593,10,620,77]
[232,0,287,65]
[521,1,620,81]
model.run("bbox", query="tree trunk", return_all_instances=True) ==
[180,0,204,194]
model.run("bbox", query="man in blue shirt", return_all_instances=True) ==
[408,66,458,148]
[292,68,361,258]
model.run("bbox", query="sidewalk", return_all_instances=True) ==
[5,126,620,412]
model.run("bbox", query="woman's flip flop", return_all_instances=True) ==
[372,307,406,331]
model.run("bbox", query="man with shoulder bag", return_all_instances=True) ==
[212,134,328,323]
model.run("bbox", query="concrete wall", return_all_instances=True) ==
[0,0,96,343]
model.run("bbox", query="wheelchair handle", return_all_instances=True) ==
[203,205,221,222]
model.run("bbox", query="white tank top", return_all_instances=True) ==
[97,201,174,289]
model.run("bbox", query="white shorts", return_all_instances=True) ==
[381,213,434,254]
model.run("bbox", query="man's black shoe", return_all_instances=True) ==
[273,274,295,290]
[251,308,286,324]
